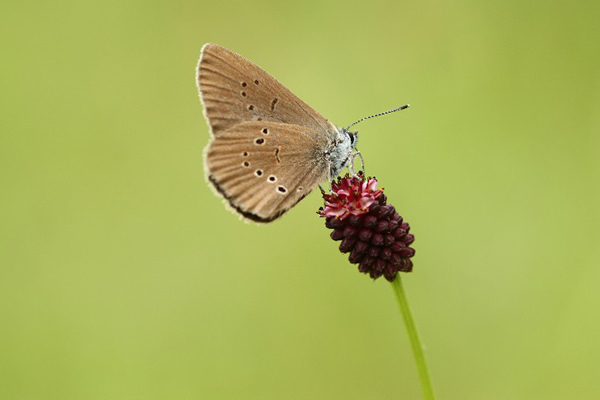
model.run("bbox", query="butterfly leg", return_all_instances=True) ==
[348,160,356,176]
[319,166,332,193]
[323,162,333,191]
[319,183,334,193]
[348,151,365,176]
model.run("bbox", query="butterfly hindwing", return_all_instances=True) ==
[205,121,329,222]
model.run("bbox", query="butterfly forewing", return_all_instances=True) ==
[197,43,341,222]
[205,122,329,222]
[197,43,337,137]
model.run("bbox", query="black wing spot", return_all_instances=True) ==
[241,91,247,97]
[262,128,269,134]
[275,148,281,163]
[255,138,265,145]
[241,82,247,87]
[242,161,250,167]
[268,175,277,182]
[242,151,249,157]
[277,185,287,193]
[254,79,259,85]
[248,105,255,110]
[255,169,263,177]
[270,97,278,111]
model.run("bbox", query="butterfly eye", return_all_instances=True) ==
[349,131,358,146]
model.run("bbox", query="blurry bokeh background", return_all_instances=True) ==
[2,0,599,399]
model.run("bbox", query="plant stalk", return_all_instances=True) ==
[391,275,435,400]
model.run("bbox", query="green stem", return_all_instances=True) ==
[391,275,435,400]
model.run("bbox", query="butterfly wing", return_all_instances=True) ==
[197,43,337,137]
[205,121,329,222]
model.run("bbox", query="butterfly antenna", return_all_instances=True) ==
[346,104,410,130]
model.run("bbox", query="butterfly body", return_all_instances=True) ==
[197,43,357,222]
[327,128,358,178]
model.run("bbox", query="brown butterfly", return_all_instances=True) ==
[196,43,407,222]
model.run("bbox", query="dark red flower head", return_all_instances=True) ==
[318,172,415,282]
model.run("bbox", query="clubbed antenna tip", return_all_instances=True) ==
[346,104,410,131]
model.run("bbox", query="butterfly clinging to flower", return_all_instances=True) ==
[196,43,408,222]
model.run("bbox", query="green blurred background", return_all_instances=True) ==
[1,0,599,399]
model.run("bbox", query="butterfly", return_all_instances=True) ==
[196,43,407,222]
